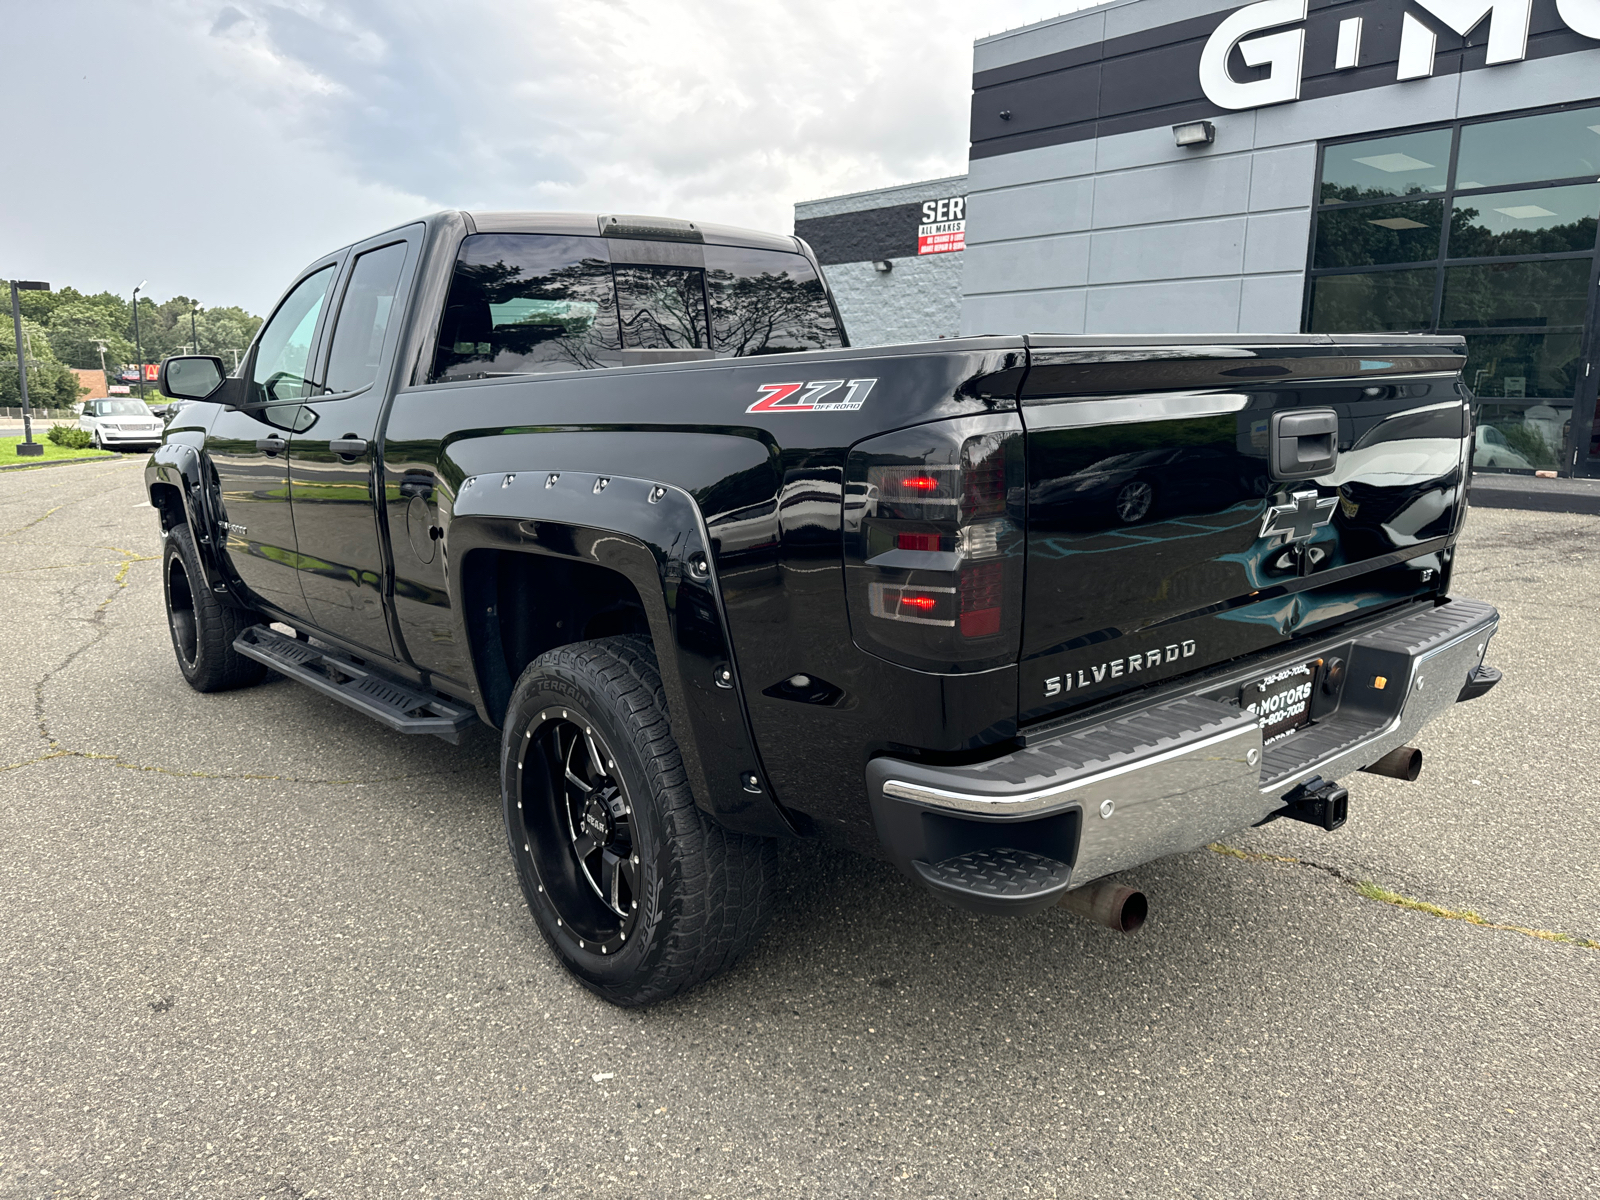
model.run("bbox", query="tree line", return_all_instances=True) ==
[2,282,263,408]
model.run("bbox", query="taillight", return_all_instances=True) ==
[844,415,1024,673]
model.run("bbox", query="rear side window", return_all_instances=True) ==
[704,246,842,356]
[323,241,408,394]
[431,234,619,381]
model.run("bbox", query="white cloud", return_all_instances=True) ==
[1,0,1088,314]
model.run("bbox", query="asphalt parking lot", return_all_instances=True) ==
[2,457,1597,1199]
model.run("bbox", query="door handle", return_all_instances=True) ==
[1270,409,1338,480]
[256,437,286,456]
[330,437,369,459]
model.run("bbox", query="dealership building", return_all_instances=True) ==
[796,0,1600,476]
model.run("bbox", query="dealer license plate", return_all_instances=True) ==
[1241,659,1319,745]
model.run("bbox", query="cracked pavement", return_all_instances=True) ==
[1,460,1597,1199]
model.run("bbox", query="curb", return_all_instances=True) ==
[0,453,121,474]
[1469,475,1600,517]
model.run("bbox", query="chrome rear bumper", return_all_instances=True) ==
[867,597,1499,914]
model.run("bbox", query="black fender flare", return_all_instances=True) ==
[144,440,255,609]
[447,468,795,839]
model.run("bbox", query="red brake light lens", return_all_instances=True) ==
[900,476,941,492]
[896,532,946,552]
[900,594,940,612]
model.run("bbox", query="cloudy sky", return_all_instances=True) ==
[2,0,1086,316]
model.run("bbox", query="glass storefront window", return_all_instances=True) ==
[1309,107,1599,476]
[1308,268,1435,332]
[1461,332,1584,399]
[1440,259,1592,328]
[1449,183,1600,258]
[1314,199,1442,268]
[1455,106,1600,190]
[1319,130,1452,203]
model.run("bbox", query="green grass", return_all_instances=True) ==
[2,434,117,465]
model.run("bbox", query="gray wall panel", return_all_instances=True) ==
[962,288,1087,335]
[1087,216,1246,285]
[968,177,1095,243]
[1093,112,1255,173]
[964,234,1091,295]
[967,139,1096,192]
[1243,210,1313,276]
[1091,155,1252,228]
[1084,277,1242,334]
[973,10,1106,75]
[1251,76,1464,149]
[1238,274,1306,335]
[1456,49,1600,118]
[1247,143,1318,212]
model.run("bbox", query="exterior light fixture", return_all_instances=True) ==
[1172,120,1216,147]
[872,260,894,273]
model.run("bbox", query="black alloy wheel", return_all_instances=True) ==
[515,709,640,956]
[161,522,267,692]
[501,636,776,1006]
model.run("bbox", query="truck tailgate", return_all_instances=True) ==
[1018,336,1469,724]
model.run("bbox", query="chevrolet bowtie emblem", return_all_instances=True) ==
[1261,490,1337,544]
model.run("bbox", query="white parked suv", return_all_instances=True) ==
[79,397,164,450]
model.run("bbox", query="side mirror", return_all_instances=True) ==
[158,355,227,402]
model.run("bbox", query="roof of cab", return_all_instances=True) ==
[464,210,799,254]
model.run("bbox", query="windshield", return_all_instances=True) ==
[98,399,152,416]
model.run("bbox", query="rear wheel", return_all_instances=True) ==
[162,523,267,692]
[502,636,777,1006]
[1115,480,1155,523]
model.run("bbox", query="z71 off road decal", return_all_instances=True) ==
[747,378,876,414]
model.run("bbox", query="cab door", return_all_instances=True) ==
[287,227,423,657]
[206,259,340,620]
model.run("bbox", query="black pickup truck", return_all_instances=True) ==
[149,209,1502,1005]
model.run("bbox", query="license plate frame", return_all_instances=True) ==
[1241,659,1320,745]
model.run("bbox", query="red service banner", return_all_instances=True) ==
[917,225,965,255]
[916,195,966,256]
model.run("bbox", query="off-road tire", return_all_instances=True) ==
[162,522,267,692]
[502,636,777,1006]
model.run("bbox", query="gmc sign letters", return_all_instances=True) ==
[1200,0,1600,111]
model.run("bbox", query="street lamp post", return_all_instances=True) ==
[8,279,50,457]
[131,280,148,401]
[190,302,201,354]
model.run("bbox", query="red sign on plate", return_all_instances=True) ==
[143,364,160,382]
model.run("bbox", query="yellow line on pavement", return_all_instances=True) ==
[1207,843,1599,950]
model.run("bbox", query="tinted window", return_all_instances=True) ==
[1307,268,1435,332]
[323,241,408,394]
[1440,259,1592,328]
[614,265,708,350]
[704,246,842,355]
[1449,183,1600,258]
[251,265,336,404]
[1320,130,1452,203]
[1456,106,1600,190]
[1313,199,1442,268]
[431,234,618,381]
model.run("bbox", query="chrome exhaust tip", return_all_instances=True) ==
[1361,746,1423,782]
[1058,881,1147,933]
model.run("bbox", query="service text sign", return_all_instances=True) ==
[918,196,966,255]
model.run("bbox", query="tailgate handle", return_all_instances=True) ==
[1270,409,1338,480]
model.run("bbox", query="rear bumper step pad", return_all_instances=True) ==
[233,625,477,743]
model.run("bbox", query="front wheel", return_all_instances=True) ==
[162,523,267,692]
[501,636,777,1006]
[1115,479,1155,523]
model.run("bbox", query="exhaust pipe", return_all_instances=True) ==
[1058,881,1147,933]
[1362,746,1423,781]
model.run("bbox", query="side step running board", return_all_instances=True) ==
[233,625,478,743]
